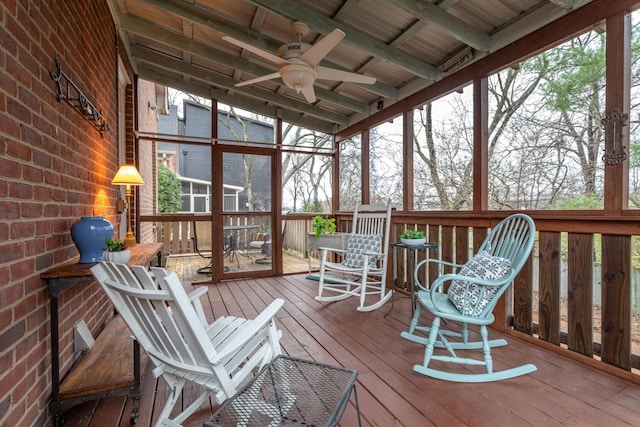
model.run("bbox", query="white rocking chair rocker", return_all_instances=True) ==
[315,204,393,312]
[400,213,537,382]
[91,262,284,427]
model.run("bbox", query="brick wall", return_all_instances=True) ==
[137,79,158,244]
[0,1,130,425]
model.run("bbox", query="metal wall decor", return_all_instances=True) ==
[601,108,628,165]
[50,58,109,135]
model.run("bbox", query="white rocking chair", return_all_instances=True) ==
[91,262,284,427]
[400,213,537,382]
[315,204,393,312]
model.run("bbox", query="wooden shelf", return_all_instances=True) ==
[60,315,137,399]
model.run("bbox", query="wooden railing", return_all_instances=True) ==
[140,212,640,376]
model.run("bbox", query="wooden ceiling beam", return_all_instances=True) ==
[389,0,490,52]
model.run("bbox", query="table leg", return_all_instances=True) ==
[384,246,398,318]
[409,248,416,317]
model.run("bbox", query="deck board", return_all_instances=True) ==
[60,257,640,427]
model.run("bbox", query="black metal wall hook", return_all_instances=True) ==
[50,58,110,136]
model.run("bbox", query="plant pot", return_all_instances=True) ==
[102,250,131,264]
[71,216,114,263]
[401,238,426,246]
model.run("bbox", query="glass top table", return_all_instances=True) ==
[205,355,361,427]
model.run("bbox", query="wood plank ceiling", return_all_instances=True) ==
[108,0,593,134]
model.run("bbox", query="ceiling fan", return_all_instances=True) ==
[223,22,376,103]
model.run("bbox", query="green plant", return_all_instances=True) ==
[400,229,425,239]
[312,215,336,237]
[158,163,182,213]
[104,238,127,252]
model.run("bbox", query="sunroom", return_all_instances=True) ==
[4,0,640,426]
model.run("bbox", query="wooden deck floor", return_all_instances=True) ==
[61,265,640,426]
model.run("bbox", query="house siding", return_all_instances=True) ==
[0,1,129,426]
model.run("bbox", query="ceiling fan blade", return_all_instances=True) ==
[234,72,281,87]
[223,36,287,65]
[317,66,376,84]
[298,29,345,66]
[300,85,316,103]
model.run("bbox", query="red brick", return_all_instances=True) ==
[0,351,12,381]
[12,369,36,411]
[14,293,36,320]
[21,202,42,218]
[26,302,48,331]
[10,221,35,239]
[0,223,8,241]
[44,171,61,187]
[0,307,12,331]
[6,139,31,160]
[5,54,31,96]
[14,329,39,361]
[5,7,29,51]
[23,164,43,183]
[34,186,53,202]
[42,202,58,216]
[0,398,25,427]
[0,320,25,353]
[9,182,32,199]
[0,278,24,306]
[33,221,51,238]
[0,112,21,138]
[0,155,21,179]
[32,147,52,169]
[0,241,23,263]
[0,24,18,59]
[27,239,46,257]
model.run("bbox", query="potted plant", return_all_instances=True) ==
[400,229,426,246]
[103,238,131,263]
[311,215,337,238]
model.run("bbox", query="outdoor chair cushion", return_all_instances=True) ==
[341,233,382,269]
[448,250,511,316]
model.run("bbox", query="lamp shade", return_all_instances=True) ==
[112,165,144,186]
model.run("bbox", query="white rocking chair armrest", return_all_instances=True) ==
[150,351,219,377]
[212,298,284,364]
[188,286,209,300]
[362,250,383,257]
[319,246,347,255]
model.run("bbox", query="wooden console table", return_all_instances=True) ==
[41,242,163,426]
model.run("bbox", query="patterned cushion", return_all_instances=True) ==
[447,251,511,316]
[341,233,382,269]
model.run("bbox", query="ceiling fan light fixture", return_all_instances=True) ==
[279,63,317,93]
[223,23,373,103]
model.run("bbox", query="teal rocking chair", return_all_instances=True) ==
[400,213,537,382]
